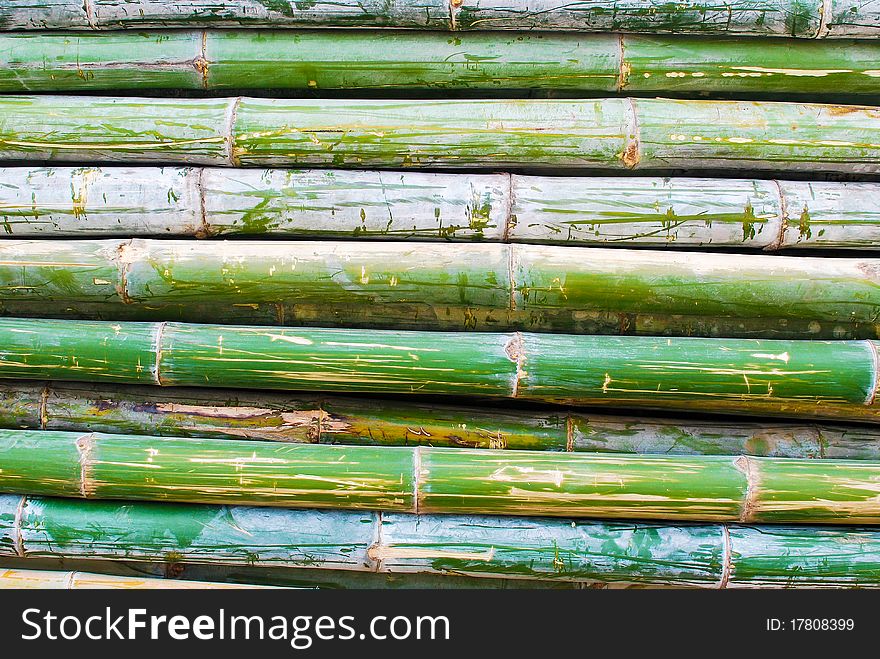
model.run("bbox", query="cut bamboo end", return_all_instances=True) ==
[4,31,880,96]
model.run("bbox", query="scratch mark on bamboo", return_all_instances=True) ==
[12,495,26,558]
[195,30,210,90]
[153,403,271,419]
[315,404,328,444]
[75,433,96,498]
[622,98,640,168]
[816,0,833,38]
[719,523,732,589]
[448,0,462,30]
[63,570,77,589]
[735,455,760,522]
[195,167,210,238]
[765,178,788,251]
[152,322,167,386]
[815,426,829,458]
[83,0,96,29]
[506,243,517,313]
[867,341,880,406]
[413,445,422,515]
[565,414,574,452]
[112,238,136,304]
[501,172,514,242]
[505,332,525,398]
[370,545,497,562]
[38,383,48,430]
[367,511,383,572]
[616,34,629,93]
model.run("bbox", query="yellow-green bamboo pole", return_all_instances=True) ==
[3,428,880,524]
[2,96,880,173]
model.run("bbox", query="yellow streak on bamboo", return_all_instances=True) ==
[367,545,496,562]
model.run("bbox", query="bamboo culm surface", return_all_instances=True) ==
[4,96,880,173]
[4,380,880,456]
[4,494,880,588]
[0,567,274,589]
[5,167,880,252]
[0,318,877,421]
[3,237,880,339]
[7,31,880,97]
[5,427,880,523]
[1,0,877,38]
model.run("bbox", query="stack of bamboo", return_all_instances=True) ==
[2,0,880,590]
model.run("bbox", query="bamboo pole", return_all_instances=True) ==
[0,567,276,589]
[3,494,880,587]
[2,166,878,251]
[16,238,880,337]
[5,379,880,454]
[2,96,880,173]
[1,0,877,38]
[5,31,880,96]
[3,427,880,523]
[4,238,880,339]
[0,318,875,421]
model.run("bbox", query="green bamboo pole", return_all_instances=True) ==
[6,379,880,454]
[3,96,880,173]
[0,318,875,421]
[3,427,880,523]
[2,0,878,38]
[4,238,880,339]
[3,166,879,251]
[6,31,880,96]
[0,567,276,589]
[4,494,880,587]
